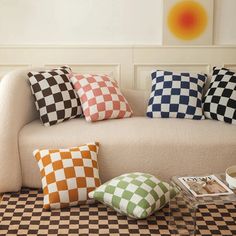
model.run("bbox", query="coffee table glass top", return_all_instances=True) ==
[171,173,236,207]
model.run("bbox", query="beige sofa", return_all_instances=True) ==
[0,69,236,193]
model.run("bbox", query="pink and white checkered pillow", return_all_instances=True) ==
[70,74,133,122]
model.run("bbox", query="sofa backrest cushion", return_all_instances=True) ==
[122,89,150,117]
[2,67,213,120]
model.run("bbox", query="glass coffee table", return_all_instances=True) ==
[169,173,236,235]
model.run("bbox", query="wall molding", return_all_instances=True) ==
[133,63,211,90]
[45,63,121,84]
[224,64,236,70]
[1,45,236,90]
[0,44,236,49]
[0,64,32,77]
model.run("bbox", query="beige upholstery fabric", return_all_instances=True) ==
[122,89,150,117]
[19,118,236,188]
[1,68,236,192]
[0,70,38,192]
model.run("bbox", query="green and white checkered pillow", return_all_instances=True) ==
[89,172,177,219]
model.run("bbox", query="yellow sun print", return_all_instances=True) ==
[168,0,208,40]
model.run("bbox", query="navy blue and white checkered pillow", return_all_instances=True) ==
[146,70,207,120]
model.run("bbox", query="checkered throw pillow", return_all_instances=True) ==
[147,70,207,120]
[34,143,101,210]
[28,66,82,126]
[89,172,177,219]
[203,67,236,124]
[70,74,133,122]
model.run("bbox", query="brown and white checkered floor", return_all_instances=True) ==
[0,189,236,236]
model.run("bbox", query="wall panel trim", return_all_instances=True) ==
[1,45,236,90]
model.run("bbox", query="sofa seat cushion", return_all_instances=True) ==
[19,117,236,188]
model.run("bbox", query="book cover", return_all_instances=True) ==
[178,175,234,197]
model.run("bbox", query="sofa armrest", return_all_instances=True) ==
[0,70,38,192]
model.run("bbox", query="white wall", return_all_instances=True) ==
[214,0,236,44]
[0,0,163,44]
[0,0,235,45]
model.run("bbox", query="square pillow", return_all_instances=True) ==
[203,67,236,124]
[147,70,207,120]
[89,172,177,219]
[34,142,100,210]
[70,74,133,122]
[28,66,83,126]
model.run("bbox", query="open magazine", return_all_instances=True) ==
[178,175,234,197]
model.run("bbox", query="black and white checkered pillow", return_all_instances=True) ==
[147,70,207,120]
[28,66,82,126]
[203,67,236,124]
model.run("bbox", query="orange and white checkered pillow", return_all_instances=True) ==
[70,74,133,122]
[33,143,100,210]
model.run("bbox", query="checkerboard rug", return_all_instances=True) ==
[0,189,236,236]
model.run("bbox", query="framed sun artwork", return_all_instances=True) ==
[163,0,214,45]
